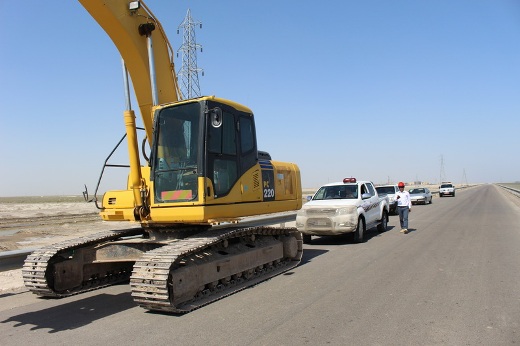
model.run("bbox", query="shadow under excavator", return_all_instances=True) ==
[1,285,136,333]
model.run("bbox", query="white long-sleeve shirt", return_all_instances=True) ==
[395,190,412,208]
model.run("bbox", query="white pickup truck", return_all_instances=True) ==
[296,178,389,243]
[439,182,456,197]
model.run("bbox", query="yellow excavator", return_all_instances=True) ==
[22,0,302,313]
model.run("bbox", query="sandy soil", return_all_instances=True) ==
[0,200,132,293]
[0,201,131,252]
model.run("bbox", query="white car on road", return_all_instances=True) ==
[439,182,456,197]
[296,178,389,243]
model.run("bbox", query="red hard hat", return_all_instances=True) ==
[398,182,405,187]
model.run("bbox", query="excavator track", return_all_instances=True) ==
[22,225,302,313]
[131,226,302,313]
[22,228,146,297]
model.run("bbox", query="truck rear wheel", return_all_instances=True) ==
[377,211,388,233]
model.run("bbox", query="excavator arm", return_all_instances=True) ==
[78,0,181,143]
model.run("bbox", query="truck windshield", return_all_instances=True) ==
[314,185,358,200]
[152,102,201,203]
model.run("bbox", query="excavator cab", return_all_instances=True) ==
[152,98,258,204]
[100,96,302,225]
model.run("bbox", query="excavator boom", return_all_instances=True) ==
[79,0,181,142]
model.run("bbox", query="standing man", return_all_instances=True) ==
[396,182,411,234]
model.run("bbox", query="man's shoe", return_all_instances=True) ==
[403,229,409,234]
[400,229,406,233]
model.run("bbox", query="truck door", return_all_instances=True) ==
[364,183,378,222]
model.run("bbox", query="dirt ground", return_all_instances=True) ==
[0,201,131,252]
[0,199,132,293]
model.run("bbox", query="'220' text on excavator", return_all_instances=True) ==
[22,0,303,313]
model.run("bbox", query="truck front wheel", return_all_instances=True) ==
[302,234,312,244]
[353,218,365,243]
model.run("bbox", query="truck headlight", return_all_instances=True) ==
[337,205,357,215]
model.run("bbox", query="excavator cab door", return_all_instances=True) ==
[205,101,258,199]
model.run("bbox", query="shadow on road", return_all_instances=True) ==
[298,248,329,266]
[1,288,135,333]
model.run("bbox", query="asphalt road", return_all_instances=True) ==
[1,184,519,345]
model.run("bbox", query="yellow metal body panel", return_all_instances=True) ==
[100,162,302,225]
[100,189,136,221]
[154,95,253,115]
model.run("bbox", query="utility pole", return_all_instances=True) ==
[462,169,468,186]
[439,155,446,184]
[177,9,203,99]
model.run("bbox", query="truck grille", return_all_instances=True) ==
[307,218,332,227]
[306,208,337,216]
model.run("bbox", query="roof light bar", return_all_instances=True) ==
[343,177,356,183]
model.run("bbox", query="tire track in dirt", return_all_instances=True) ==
[0,213,100,230]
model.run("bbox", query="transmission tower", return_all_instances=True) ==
[462,169,468,186]
[439,155,446,184]
[177,9,203,99]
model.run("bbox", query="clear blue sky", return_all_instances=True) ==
[1,1,519,197]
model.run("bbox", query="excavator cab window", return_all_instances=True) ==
[238,116,257,172]
[205,102,257,198]
[206,101,258,198]
[152,102,201,203]
[208,109,238,197]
